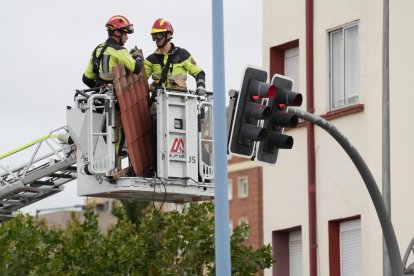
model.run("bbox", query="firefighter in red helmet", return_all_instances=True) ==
[144,18,206,95]
[82,15,143,88]
[82,15,143,158]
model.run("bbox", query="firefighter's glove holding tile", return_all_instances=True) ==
[130,47,143,61]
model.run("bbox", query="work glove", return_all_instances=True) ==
[196,86,206,96]
[130,46,143,61]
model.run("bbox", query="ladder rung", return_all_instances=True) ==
[31,180,55,187]
[64,166,77,172]
[49,173,73,179]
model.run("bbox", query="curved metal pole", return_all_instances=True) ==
[403,238,414,271]
[288,107,404,276]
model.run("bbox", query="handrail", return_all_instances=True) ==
[0,134,58,160]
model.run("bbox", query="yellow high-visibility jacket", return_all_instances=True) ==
[144,43,205,89]
[82,38,142,88]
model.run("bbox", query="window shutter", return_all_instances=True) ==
[289,230,303,276]
[340,220,362,276]
[285,47,300,91]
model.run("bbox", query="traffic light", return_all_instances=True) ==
[255,74,302,164]
[228,66,276,158]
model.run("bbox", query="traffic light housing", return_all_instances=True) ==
[255,74,302,164]
[228,66,276,158]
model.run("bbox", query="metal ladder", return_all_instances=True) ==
[0,127,77,222]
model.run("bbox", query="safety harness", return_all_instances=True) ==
[148,48,176,107]
[92,43,111,84]
[157,48,176,88]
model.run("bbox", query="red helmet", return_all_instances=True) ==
[106,15,134,34]
[151,18,173,34]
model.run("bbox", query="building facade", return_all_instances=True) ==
[228,156,264,249]
[262,0,414,275]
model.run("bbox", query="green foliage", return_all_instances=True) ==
[118,199,150,230]
[0,202,274,275]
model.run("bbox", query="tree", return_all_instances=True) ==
[119,199,150,231]
[0,202,274,275]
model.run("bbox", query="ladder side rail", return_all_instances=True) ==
[14,158,76,186]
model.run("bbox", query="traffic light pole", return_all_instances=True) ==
[287,107,406,276]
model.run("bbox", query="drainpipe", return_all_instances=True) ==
[382,0,391,276]
[305,0,317,275]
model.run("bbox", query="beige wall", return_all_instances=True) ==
[262,0,414,275]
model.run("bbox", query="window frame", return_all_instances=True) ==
[328,215,361,276]
[237,176,249,199]
[272,227,302,276]
[228,179,233,201]
[328,20,360,111]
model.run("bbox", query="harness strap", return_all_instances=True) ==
[149,48,177,107]
[157,48,176,88]
[92,43,111,78]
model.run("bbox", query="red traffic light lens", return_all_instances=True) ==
[266,85,276,98]
[249,80,276,101]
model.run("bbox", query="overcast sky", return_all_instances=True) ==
[0,0,262,215]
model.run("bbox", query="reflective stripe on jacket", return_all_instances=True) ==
[144,43,203,89]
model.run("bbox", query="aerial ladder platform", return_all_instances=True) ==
[0,64,215,222]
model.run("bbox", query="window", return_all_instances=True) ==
[285,47,300,92]
[329,217,362,276]
[238,176,249,198]
[272,227,302,276]
[329,21,359,110]
[229,219,233,234]
[289,230,303,276]
[228,179,233,201]
[340,220,362,276]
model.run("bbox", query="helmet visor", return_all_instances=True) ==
[118,24,134,34]
[151,32,166,41]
